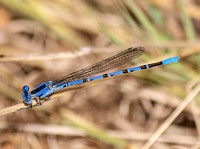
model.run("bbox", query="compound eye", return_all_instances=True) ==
[22,85,29,92]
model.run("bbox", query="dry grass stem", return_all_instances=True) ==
[142,83,200,149]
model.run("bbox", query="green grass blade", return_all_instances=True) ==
[115,0,148,40]
[124,0,170,42]
[99,24,124,45]
[178,0,196,41]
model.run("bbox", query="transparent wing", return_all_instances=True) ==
[53,47,145,84]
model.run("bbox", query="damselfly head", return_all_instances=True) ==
[22,85,32,104]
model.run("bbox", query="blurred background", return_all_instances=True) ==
[0,0,200,149]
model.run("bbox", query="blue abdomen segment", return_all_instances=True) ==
[54,83,68,90]
[162,56,179,65]
[128,66,141,72]
[107,70,123,76]
[68,79,84,86]
[87,75,103,81]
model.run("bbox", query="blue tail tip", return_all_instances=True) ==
[162,56,180,65]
